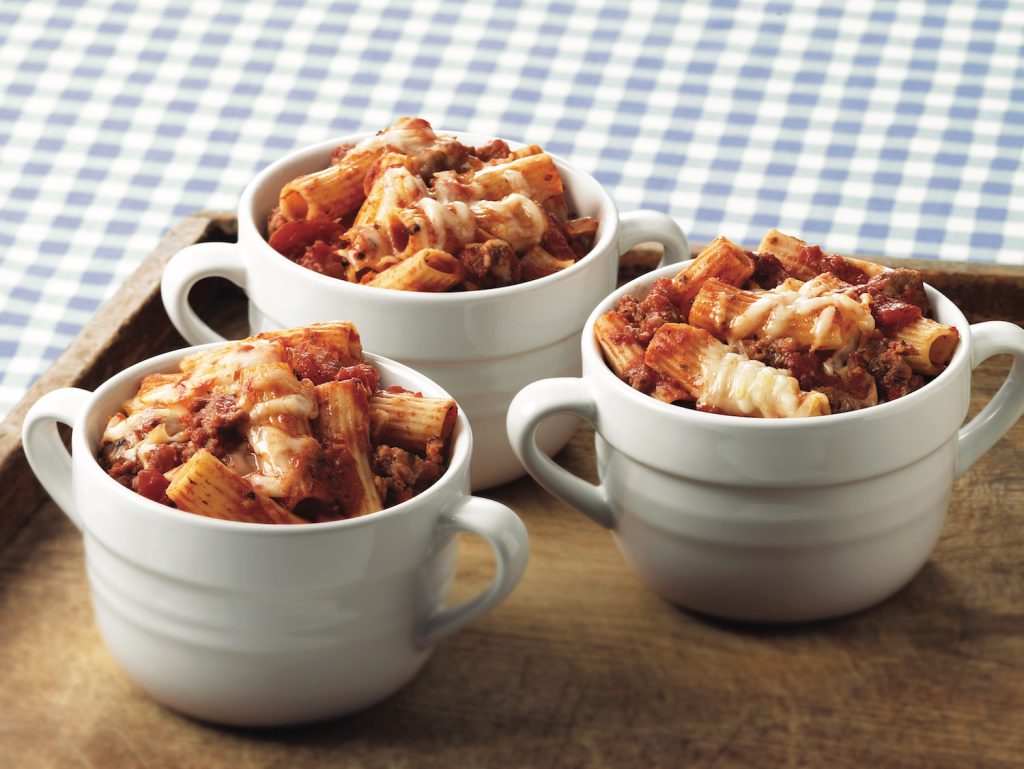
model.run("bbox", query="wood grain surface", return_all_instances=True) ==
[0,212,238,547]
[1,218,1022,768]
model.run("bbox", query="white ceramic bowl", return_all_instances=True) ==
[160,130,689,490]
[23,347,529,726]
[507,260,1024,623]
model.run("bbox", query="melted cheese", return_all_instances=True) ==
[184,340,286,391]
[826,293,875,373]
[128,375,182,412]
[240,364,319,501]
[379,167,427,215]
[474,157,517,179]
[223,445,258,476]
[358,123,437,156]
[101,405,188,466]
[220,341,286,371]
[502,169,530,194]
[416,197,476,245]
[700,349,822,418]
[342,224,390,268]
[729,277,875,352]
[248,392,317,422]
[811,305,837,350]
[470,193,546,250]
[431,173,481,204]
[380,126,436,155]
[245,426,318,498]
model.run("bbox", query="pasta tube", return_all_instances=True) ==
[759,229,885,281]
[671,236,755,315]
[470,193,548,252]
[166,449,301,525]
[689,277,875,351]
[594,311,689,403]
[544,193,570,224]
[564,216,599,256]
[388,198,477,257]
[314,380,383,518]
[470,152,564,203]
[237,361,322,508]
[520,245,575,282]
[595,310,645,380]
[352,157,426,229]
[366,248,466,292]
[279,117,437,221]
[645,324,830,418]
[895,317,960,374]
[265,322,364,367]
[506,144,544,160]
[369,390,457,454]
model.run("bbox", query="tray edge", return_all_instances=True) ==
[0,212,237,547]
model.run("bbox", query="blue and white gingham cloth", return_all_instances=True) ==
[1,0,1022,416]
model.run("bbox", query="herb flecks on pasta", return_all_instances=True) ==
[596,231,960,418]
[266,117,598,291]
[98,323,457,523]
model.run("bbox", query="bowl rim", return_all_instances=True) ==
[581,259,972,430]
[74,342,472,534]
[236,128,622,303]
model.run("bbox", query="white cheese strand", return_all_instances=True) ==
[700,349,819,418]
[416,197,476,245]
[728,277,875,353]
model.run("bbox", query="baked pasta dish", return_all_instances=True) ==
[266,117,599,290]
[98,323,456,523]
[596,230,960,418]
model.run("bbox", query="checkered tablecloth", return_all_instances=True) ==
[1,0,1021,417]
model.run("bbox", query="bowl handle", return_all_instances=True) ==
[417,495,530,649]
[22,388,92,531]
[161,242,248,345]
[506,378,616,529]
[956,321,1024,477]
[617,210,690,267]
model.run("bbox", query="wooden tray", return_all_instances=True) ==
[1,214,1022,768]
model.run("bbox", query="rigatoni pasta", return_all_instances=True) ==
[98,323,457,523]
[167,449,302,525]
[236,361,321,509]
[646,324,831,418]
[597,231,960,418]
[895,317,961,375]
[279,117,438,221]
[519,245,575,282]
[369,389,457,454]
[365,248,466,292]
[688,276,877,352]
[758,229,886,284]
[313,380,383,518]
[265,117,599,291]
[671,236,754,315]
